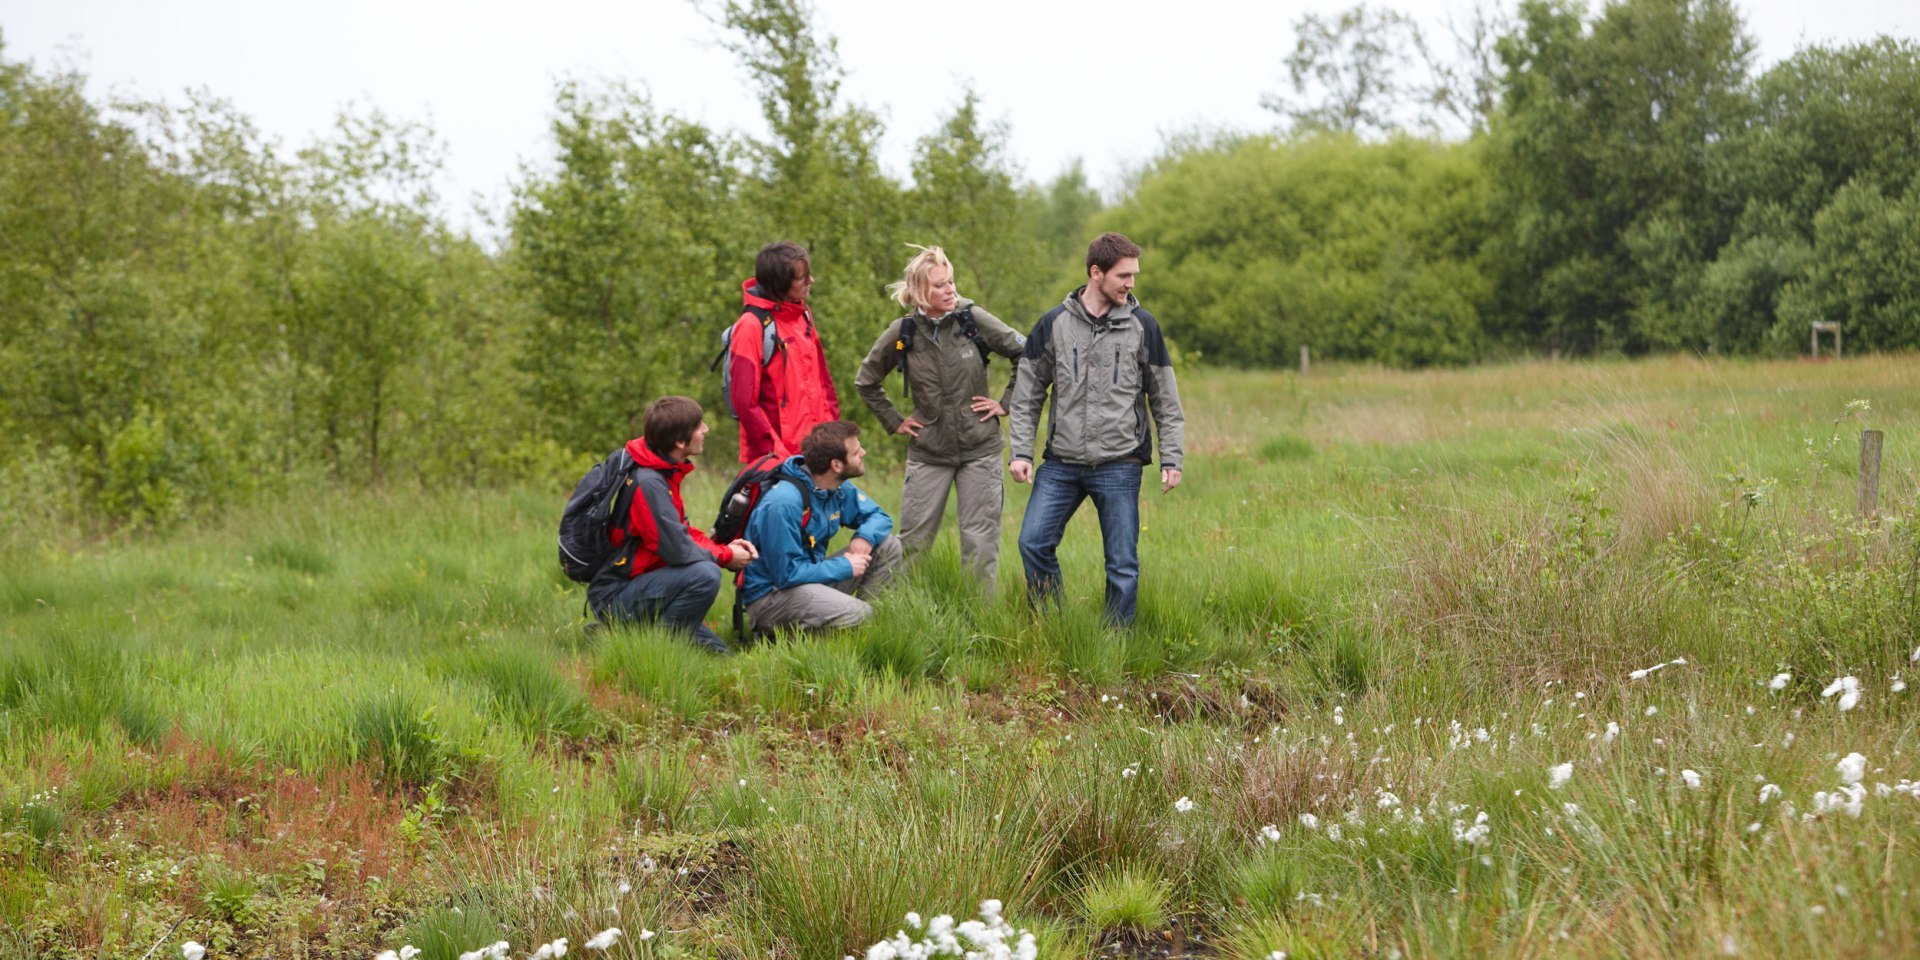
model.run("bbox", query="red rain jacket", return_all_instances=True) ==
[727,279,840,462]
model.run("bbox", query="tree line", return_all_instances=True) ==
[1,0,1915,532]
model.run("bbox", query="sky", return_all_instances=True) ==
[5,0,1911,237]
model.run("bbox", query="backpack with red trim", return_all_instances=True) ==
[712,453,811,637]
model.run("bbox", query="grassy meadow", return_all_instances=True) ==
[3,355,1919,959]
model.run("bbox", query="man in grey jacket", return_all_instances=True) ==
[1007,232,1185,628]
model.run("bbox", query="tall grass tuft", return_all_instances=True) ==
[611,747,694,830]
[1078,865,1171,933]
[741,769,1062,959]
[350,691,451,791]
[594,626,721,721]
[441,647,595,740]
[403,898,505,960]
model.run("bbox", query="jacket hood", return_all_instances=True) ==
[741,278,778,311]
[741,278,811,319]
[777,454,816,488]
[625,437,695,479]
[1064,286,1138,327]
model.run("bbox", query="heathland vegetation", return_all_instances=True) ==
[4,357,1917,958]
[4,0,1920,956]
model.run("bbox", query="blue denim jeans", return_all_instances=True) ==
[587,560,728,653]
[1017,459,1143,627]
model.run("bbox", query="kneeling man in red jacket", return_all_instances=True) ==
[588,396,758,651]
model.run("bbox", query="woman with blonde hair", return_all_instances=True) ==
[854,245,1026,588]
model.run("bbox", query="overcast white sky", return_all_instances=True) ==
[5,0,1911,236]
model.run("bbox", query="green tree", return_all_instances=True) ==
[509,82,749,454]
[1485,0,1755,354]
[1105,133,1493,367]
[1263,5,1437,136]
[905,90,1054,323]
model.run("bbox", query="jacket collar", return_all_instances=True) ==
[914,297,974,328]
[742,279,810,323]
[779,455,842,499]
[625,438,694,480]
[1064,286,1138,328]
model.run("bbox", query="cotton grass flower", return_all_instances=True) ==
[1452,810,1490,846]
[1548,762,1573,790]
[1821,676,1862,711]
[182,944,206,960]
[1174,796,1196,813]
[1259,823,1283,843]
[1758,783,1782,803]
[1298,812,1321,831]
[1838,753,1867,785]
[1768,673,1791,691]
[848,900,1036,960]
[583,929,622,951]
[1681,769,1704,790]
[1811,784,1866,819]
[532,939,569,960]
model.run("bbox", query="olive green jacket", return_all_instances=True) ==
[854,299,1026,465]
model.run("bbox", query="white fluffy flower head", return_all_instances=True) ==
[1548,762,1574,790]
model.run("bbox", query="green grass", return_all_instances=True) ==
[3,356,1919,957]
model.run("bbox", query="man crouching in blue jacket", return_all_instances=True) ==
[740,420,902,633]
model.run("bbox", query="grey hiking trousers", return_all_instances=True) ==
[897,454,1004,589]
[745,535,904,633]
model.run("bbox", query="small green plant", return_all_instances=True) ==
[198,862,262,927]
[443,647,595,739]
[1078,866,1170,933]
[252,539,334,576]
[403,898,504,960]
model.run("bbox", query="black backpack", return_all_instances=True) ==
[891,305,991,398]
[558,447,643,583]
[711,453,812,637]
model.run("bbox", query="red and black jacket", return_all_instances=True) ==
[606,438,734,578]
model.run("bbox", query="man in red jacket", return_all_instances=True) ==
[728,241,841,461]
[588,396,758,652]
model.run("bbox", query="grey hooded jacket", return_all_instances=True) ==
[1007,288,1184,469]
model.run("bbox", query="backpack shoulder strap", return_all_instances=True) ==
[954,305,991,366]
[771,473,815,550]
[743,305,781,367]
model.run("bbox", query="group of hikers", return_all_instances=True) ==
[569,231,1185,651]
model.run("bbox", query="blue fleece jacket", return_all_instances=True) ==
[739,456,894,606]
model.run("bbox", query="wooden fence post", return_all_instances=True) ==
[1858,429,1883,520]
[1299,345,1310,375]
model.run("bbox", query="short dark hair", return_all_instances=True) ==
[643,396,704,456]
[755,241,811,299]
[1086,232,1143,276]
[801,420,860,475]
